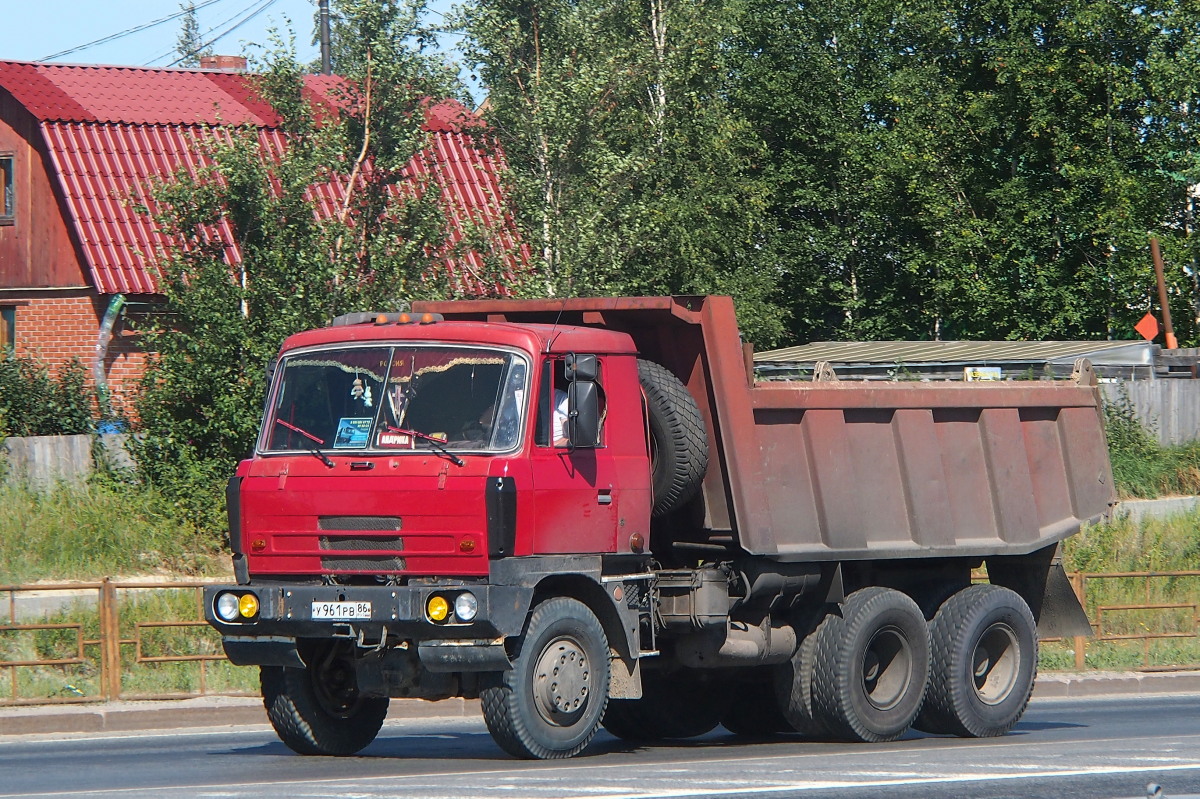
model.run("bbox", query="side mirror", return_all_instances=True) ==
[564,353,599,382]
[566,381,600,448]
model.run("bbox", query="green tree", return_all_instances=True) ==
[175,2,213,68]
[458,0,785,343]
[731,0,1200,344]
[134,2,484,533]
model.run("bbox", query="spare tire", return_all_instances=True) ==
[638,359,708,517]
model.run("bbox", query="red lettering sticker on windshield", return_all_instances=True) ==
[377,431,413,448]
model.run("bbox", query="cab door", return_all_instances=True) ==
[528,356,620,554]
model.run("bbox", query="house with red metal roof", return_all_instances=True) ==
[0,57,521,408]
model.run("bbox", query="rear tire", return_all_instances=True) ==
[915,584,1037,738]
[260,643,389,756]
[812,587,930,742]
[774,612,833,737]
[481,598,610,759]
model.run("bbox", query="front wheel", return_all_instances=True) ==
[915,584,1037,738]
[260,642,389,756]
[481,597,610,759]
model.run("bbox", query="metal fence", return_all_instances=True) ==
[0,579,248,706]
[1051,570,1200,672]
[1,573,1197,707]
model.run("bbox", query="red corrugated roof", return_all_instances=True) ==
[0,60,526,295]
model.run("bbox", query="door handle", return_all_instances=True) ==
[597,491,613,506]
[350,461,375,471]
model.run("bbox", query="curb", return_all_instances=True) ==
[0,695,482,737]
[1032,670,1200,699]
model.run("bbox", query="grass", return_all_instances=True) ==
[1036,510,1200,672]
[0,479,228,585]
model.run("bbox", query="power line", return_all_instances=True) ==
[41,0,228,61]
[145,0,282,67]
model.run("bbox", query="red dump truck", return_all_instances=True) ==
[204,295,1113,759]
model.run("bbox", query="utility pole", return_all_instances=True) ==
[1151,237,1179,349]
[320,0,332,75]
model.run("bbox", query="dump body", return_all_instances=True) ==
[416,295,1115,562]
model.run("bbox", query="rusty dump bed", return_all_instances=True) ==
[417,295,1116,561]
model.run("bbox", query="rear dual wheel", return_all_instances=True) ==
[811,587,931,742]
[915,584,1037,738]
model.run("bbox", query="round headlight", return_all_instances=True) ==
[454,592,479,622]
[238,593,260,618]
[215,592,240,622]
[427,595,450,622]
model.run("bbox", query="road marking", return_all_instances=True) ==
[3,761,1200,798]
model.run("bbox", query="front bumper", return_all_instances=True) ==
[203,582,530,644]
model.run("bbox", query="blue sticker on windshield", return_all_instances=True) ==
[333,417,372,448]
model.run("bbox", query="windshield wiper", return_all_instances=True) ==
[275,419,335,468]
[386,426,465,467]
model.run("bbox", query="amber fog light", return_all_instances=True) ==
[238,593,260,618]
[427,595,450,622]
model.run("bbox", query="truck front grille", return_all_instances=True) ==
[321,555,407,571]
[318,515,402,531]
[318,535,404,551]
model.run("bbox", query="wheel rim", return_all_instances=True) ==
[532,635,591,727]
[972,622,1020,705]
[311,648,363,719]
[861,625,913,711]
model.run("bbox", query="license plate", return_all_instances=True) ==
[311,601,372,620]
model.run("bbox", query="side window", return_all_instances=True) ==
[534,357,604,448]
[0,155,13,224]
[0,306,13,353]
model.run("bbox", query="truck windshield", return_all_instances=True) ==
[262,346,528,454]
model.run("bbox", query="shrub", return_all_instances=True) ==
[1103,389,1200,498]
[0,354,95,436]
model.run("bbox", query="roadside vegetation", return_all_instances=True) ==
[1103,392,1200,499]
[0,479,226,586]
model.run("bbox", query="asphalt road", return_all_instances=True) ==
[1,695,1198,799]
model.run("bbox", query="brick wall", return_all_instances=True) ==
[2,289,148,416]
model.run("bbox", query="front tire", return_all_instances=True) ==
[915,584,1037,738]
[812,587,930,742]
[481,598,610,759]
[260,643,389,756]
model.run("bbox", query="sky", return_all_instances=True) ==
[1,0,461,71]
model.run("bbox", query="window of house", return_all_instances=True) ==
[0,307,13,354]
[0,155,12,224]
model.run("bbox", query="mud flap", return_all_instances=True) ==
[223,635,304,667]
[986,543,1092,638]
